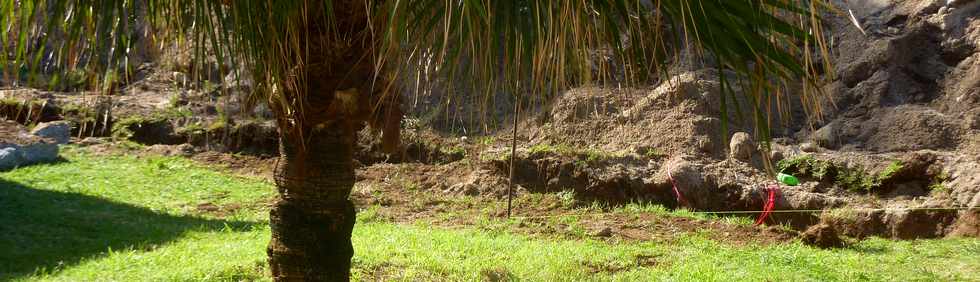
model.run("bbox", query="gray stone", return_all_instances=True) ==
[30,121,71,144]
[729,132,755,161]
[811,121,840,149]
[19,142,59,163]
[0,146,22,170]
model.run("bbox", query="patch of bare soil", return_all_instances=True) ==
[192,202,244,218]
[190,151,277,179]
[350,161,797,246]
[0,120,41,145]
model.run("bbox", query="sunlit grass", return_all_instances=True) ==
[1,147,977,281]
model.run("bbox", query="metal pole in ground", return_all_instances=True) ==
[507,99,520,219]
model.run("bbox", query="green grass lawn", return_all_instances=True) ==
[1,147,978,281]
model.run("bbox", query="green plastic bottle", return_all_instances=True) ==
[777,173,799,186]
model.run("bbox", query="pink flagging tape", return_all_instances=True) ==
[755,184,779,226]
[666,165,688,207]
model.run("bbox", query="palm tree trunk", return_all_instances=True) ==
[267,121,357,281]
[263,2,376,280]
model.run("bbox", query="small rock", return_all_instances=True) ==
[0,147,22,170]
[593,227,613,237]
[811,121,839,149]
[800,142,819,153]
[448,182,481,196]
[30,121,71,144]
[729,132,755,161]
[801,223,846,248]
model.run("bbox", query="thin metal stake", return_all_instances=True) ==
[507,99,520,219]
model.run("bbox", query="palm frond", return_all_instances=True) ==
[4,0,833,147]
[378,0,832,137]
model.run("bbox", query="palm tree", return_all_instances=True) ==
[3,0,831,280]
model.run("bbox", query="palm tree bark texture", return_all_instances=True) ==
[265,2,398,281]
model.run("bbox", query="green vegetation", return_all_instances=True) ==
[928,171,951,192]
[476,136,496,146]
[206,119,228,133]
[178,122,207,135]
[528,143,577,156]
[556,190,578,208]
[777,155,907,192]
[440,145,466,158]
[0,97,22,107]
[779,156,950,194]
[2,148,979,281]
[0,98,48,126]
[111,107,198,140]
[164,106,194,120]
[59,103,99,125]
[110,116,147,139]
[643,147,666,159]
[880,161,904,179]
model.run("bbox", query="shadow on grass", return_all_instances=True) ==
[0,179,262,280]
[0,156,70,173]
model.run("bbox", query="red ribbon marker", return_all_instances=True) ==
[755,183,779,226]
[666,165,688,208]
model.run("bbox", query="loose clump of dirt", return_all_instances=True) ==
[801,222,847,249]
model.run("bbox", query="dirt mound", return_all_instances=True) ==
[525,72,754,159]
[813,0,980,153]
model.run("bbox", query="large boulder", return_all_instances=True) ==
[18,142,59,163]
[0,147,22,170]
[30,121,71,144]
